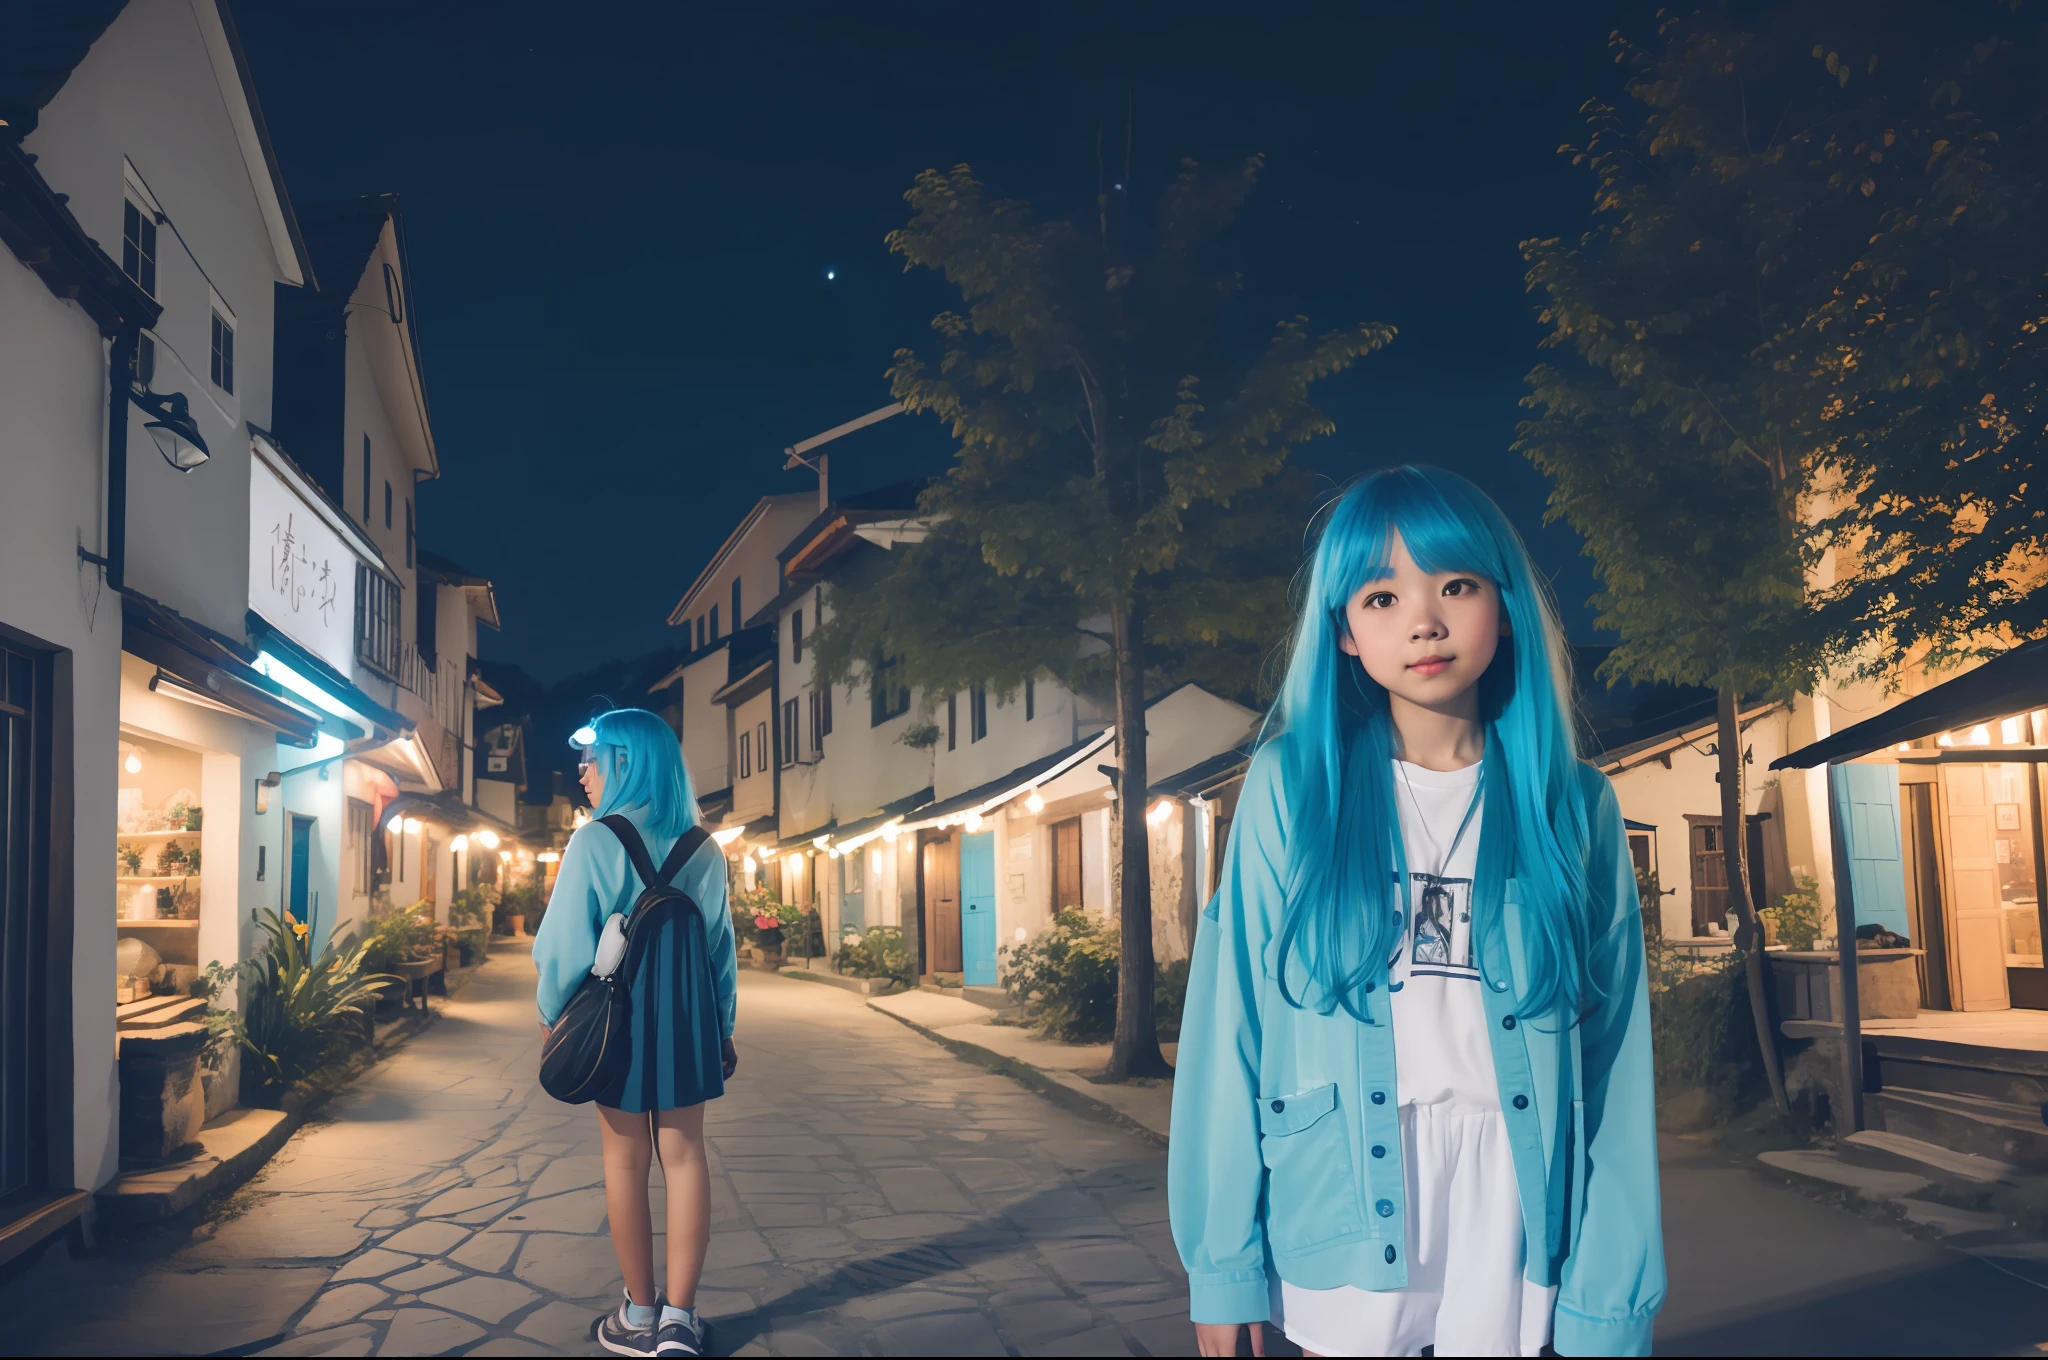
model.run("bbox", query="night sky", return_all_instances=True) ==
[235,1,1660,684]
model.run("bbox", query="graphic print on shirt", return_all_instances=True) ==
[1404,872,1477,981]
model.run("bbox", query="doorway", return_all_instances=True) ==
[960,831,996,986]
[1902,781,1950,1010]
[0,637,54,1213]
[920,836,961,977]
[290,815,314,940]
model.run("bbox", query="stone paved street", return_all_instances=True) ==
[9,939,2048,1356]
[5,942,1194,1357]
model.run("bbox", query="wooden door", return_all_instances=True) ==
[1940,765,2011,1011]
[1901,781,1950,1010]
[921,837,962,975]
[1051,817,1082,915]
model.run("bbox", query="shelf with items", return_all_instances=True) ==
[115,920,200,930]
[119,828,202,842]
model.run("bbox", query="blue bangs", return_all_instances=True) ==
[580,707,697,840]
[1261,465,1593,1023]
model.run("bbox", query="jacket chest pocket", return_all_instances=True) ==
[1256,1083,1363,1252]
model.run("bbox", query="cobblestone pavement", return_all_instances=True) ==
[14,942,1194,1357]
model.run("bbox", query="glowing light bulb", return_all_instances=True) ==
[1147,799,1175,826]
[571,724,597,747]
[742,854,758,873]
[498,850,511,862]
[1937,732,1955,746]
[403,817,423,834]
[880,822,900,842]
[387,814,404,832]
[451,835,468,851]
[476,829,500,849]
[124,751,142,774]
[1969,724,1991,745]
[964,812,983,832]
[1024,791,1045,814]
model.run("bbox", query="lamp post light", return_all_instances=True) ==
[136,388,209,471]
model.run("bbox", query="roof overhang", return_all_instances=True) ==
[1772,639,2048,770]
[198,0,313,287]
[120,592,327,748]
[709,660,773,708]
[1597,702,1784,777]
[0,138,160,336]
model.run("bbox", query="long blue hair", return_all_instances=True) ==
[1262,465,1593,1023]
[577,708,696,839]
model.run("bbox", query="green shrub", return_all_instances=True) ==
[838,926,913,985]
[1002,908,1121,1042]
[1763,875,1826,951]
[495,882,540,935]
[361,905,438,975]
[1154,956,1191,1042]
[211,909,397,1102]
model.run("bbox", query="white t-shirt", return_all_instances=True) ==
[1388,758,1500,1109]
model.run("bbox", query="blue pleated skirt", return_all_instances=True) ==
[592,903,724,1114]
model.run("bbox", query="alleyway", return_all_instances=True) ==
[4,942,2044,1356]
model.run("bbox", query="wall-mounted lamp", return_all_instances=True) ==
[135,388,210,471]
[451,835,468,852]
[475,828,500,849]
[1024,791,1045,814]
[124,750,143,774]
[254,770,281,814]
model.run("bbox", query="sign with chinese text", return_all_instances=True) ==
[248,456,361,674]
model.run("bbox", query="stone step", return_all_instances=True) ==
[1866,1088,2048,1172]
[961,985,1020,1014]
[1756,1148,1931,1202]
[1840,1129,2020,1186]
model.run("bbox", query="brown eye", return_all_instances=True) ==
[1363,592,1395,609]
[1444,578,1482,597]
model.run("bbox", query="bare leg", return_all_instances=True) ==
[652,1103,710,1308]
[596,1105,657,1307]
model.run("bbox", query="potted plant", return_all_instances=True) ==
[155,841,187,877]
[118,841,144,876]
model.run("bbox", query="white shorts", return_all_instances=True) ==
[1272,1102,1555,1357]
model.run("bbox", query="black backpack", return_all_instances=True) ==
[538,818,710,1104]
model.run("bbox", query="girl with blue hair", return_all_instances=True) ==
[534,707,738,1358]
[1169,467,1663,1357]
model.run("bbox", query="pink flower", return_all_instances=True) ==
[754,915,778,931]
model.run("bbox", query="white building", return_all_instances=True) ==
[0,0,321,1260]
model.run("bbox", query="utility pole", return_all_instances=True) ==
[783,403,904,512]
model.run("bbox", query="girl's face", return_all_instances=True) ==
[578,745,608,807]
[1337,530,1508,715]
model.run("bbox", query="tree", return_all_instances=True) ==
[813,158,1391,1079]
[1799,14,2048,671]
[1517,10,1893,1116]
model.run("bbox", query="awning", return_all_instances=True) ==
[1149,745,1253,800]
[380,790,522,842]
[245,609,407,735]
[1772,638,2048,770]
[121,592,325,747]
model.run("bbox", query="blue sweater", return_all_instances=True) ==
[531,809,737,1035]
[1167,748,1665,1356]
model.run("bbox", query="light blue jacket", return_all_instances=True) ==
[531,809,738,1034]
[1168,749,1664,1357]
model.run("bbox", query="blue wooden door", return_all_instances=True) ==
[1832,764,1912,941]
[290,816,313,940]
[960,831,997,986]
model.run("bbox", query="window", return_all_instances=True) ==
[757,721,769,773]
[869,654,909,725]
[696,615,705,650]
[385,481,393,530]
[947,693,958,751]
[362,436,372,524]
[709,605,719,641]
[739,728,751,779]
[970,686,988,742]
[355,564,402,676]
[781,698,800,767]
[121,198,157,296]
[345,799,373,896]
[1025,675,1035,721]
[731,578,743,629]
[791,609,804,663]
[405,499,415,569]
[810,687,832,750]
[1686,814,1767,936]
[209,310,235,393]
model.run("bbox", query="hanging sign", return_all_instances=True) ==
[248,455,361,674]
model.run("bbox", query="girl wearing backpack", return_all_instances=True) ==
[1169,467,1664,1357]
[535,707,739,1358]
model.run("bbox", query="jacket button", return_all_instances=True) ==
[1385,1245,1397,1264]
[1502,1015,1517,1030]
[1513,1094,1529,1110]
[1371,1144,1386,1158]
[1371,1091,1387,1105]
[1375,1199,1394,1217]
[1271,1099,1285,1113]
[1493,980,1509,991]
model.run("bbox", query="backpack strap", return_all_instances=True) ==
[600,817,711,890]
[657,825,712,885]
